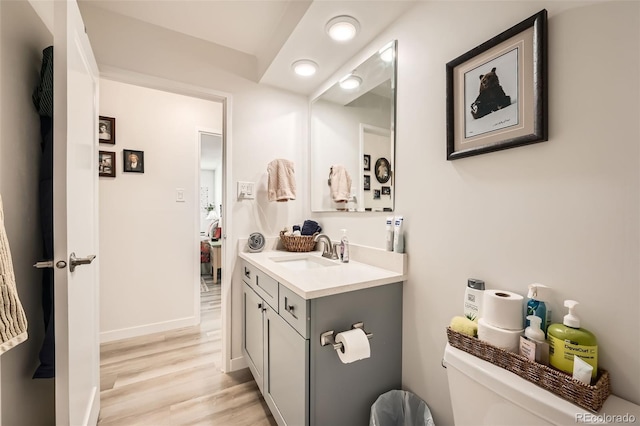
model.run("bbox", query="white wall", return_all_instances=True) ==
[312,2,640,424]
[0,1,55,424]
[98,79,223,341]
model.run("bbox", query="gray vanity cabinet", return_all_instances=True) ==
[242,283,265,393]
[241,259,402,426]
[264,308,309,426]
[242,262,309,426]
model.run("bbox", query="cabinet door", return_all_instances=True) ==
[265,309,308,426]
[243,283,265,392]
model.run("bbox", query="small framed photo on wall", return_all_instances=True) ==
[364,175,371,191]
[381,186,391,196]
[123,149,144,173]
[98,151,115,177]
[98,116,115,144]
[363,154,371,171]
[373,189,381,200]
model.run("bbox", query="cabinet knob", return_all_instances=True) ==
[284,297,297,319]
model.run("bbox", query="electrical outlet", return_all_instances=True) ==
[237,181,255,200]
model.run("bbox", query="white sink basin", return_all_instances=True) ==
[269,254,339,271]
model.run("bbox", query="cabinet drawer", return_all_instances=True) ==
[279,284,310,338]
[242,260,278,311]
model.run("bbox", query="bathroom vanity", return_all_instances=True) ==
[239,245,406,426]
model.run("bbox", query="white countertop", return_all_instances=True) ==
[238,243,407,299]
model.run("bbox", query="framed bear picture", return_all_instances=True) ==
[446,9,547,160]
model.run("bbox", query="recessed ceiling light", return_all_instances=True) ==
[291,60,318,77]
[326,15,360,42]
[339,74,362,90]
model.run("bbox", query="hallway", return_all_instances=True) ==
[97,277,275,425]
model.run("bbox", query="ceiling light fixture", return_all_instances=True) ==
[339,74,362,90]
[326,15,360,42]
[291,59,318,77]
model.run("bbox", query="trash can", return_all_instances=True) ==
[370,390,435,426]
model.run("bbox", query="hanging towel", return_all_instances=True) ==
[268,159,296,202]
[0,194,28,355]
[329,165,352,203]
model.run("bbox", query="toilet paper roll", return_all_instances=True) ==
[483,289,524,330]
[478,318,523,353]
[335,328,371,364]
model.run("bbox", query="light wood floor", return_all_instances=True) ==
[98,275,276,425]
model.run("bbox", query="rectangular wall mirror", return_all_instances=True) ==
[310,40,397,212]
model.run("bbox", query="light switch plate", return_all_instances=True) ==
[176,188,185,202]
[237,181,255,200]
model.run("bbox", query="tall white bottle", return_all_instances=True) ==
[385,216,394,251]
[393,216,404,253]
[340,229,350,263]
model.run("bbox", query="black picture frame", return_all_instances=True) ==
[373,189,381,200]
[374,157,391,184]
[364,154,371,171]
[381,186,391,196]
[98,151,115,177]
[99,116,116,144]
[123,149,144,173]
[364,175,371,191]
[446,9,547,160]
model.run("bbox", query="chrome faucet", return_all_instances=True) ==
[314,234,339,259]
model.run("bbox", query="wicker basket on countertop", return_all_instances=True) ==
[446,327,611,413]
[279,231,318,252]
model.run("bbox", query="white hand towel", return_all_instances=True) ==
[267,159,296,202]
[330,165,352,203]
[0,194,28,354]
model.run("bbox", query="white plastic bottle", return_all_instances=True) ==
[463,278,484,322]
[523,315,550,365]
[393,216,404,253]
[385,216,394,251]
[340,229,349,263]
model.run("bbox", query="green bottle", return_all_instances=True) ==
[547,300,598,378]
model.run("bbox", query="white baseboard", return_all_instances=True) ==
[229,355,248,372]
[100,316,198,343]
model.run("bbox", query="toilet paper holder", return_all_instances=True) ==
[320,322,373,351]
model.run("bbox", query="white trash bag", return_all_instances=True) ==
[370,390,435,426]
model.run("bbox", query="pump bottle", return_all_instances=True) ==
[339,229,349,263]
[526,283,551,333]
[547,300,598,378]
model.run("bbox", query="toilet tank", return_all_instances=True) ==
[443,343,640,425]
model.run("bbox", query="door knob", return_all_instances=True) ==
[69,252,96,272]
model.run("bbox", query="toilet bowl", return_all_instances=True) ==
[443,343,640,425]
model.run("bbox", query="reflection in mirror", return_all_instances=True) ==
[310,40,397,212]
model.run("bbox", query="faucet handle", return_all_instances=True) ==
[331,242,341,260]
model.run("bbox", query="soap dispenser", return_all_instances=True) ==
[339,229,349,263]
[547,300,598,378]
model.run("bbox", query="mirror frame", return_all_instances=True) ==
[309,40,397,213]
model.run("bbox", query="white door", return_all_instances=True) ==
[53,1,100,424]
